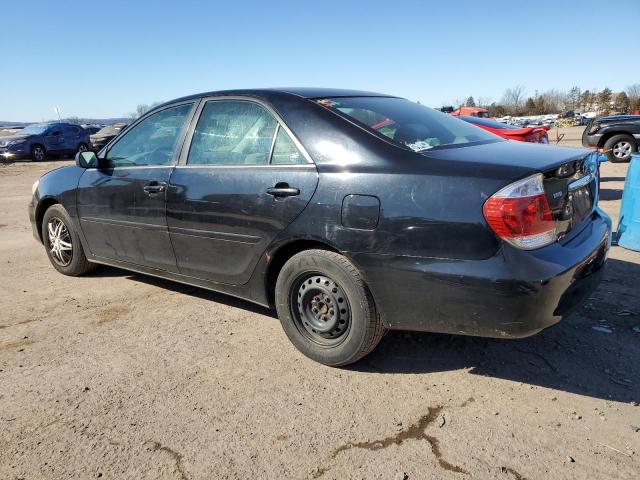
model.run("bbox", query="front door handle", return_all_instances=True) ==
[143,181,167,196]
[266,184,300,197]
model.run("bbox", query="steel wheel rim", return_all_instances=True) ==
[34,147,45,161]
[47,217,73,266]
[613,141,631,158]
[291,273,351,346]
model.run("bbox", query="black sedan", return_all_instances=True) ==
[28,88,610,366]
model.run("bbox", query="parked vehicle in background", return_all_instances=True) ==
[0,122,90,161]
[29,88,609,366]
[90,123,127,151]
[82,124,103,136]
[582,115,640,162]
[450,106,491,118]
[459,116,550,143]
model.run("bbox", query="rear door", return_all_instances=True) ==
[166,98,318,285]
[77,102,196,271]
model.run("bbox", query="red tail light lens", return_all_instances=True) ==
[483,174,557,250]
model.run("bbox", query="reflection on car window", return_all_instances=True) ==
[316,97,499,152]
[106,104,192,168]
[187,101,277,165]
[271,127,306,165]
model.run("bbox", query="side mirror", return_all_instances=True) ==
[76,150,98,168]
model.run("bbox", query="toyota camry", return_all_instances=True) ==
[28,88,610,366]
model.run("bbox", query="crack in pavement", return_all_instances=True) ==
[145,440,190,480]
[313,399,474,478]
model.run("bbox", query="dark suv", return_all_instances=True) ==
[0,122,91,161]
[582,115,640,162]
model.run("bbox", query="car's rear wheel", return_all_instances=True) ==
[275,249,385,366]
[604,134,637,163]
[31,144,46,162]
[77,143,88,153]
[42,204,96,276]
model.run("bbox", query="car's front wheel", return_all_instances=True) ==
[42,204,96,276]
[275,249,385,366]
[604,134,637,163]
[31,144,46,162]
[77,142,89,153]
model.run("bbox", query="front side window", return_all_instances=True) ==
[106,103,193,167]
[316,97,500,152]
[188,100,277,165]
[271,127,306,165]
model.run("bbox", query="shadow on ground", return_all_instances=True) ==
[88,258,639,403]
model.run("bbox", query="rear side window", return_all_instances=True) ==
[316,97,499,152]
[188,100,277,165]
[271,127,306,165]
[106,103,193,167]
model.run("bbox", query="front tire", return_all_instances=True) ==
[42,204,96,276]
[604,134,636,163]
[31,144,46,162]
[77,143,89,153]
[275,249,385,366]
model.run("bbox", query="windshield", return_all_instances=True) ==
[460,116,520,130]
[316,97,499,152]
[18,124,49,135]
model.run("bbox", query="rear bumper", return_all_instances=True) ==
[352,211,610,338]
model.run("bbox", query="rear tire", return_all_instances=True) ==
[275,249,385,366]
[31,144,46,162]
[604,134,636,163]
[77,143,88,153]
[42,204,96,276]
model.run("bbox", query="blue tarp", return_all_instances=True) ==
[617,153,640,252]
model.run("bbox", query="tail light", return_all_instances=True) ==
[483,174,557,250]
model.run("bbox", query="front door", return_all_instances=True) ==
[166,99,318,285]
[77,102,196,271]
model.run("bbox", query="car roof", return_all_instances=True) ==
[167,87,396,105]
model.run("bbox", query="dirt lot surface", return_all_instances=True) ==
[1,128,639,479]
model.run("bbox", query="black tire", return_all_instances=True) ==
[604,134,637,163]
[275,249,385,366]
[77,143,89,154]
[31,144,46,162]
[42,204,96,276]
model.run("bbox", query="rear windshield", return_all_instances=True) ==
[316,97,499,152]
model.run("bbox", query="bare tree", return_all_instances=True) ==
[626,84,640,101]
[476,96,492,108]
[501,85,526,112]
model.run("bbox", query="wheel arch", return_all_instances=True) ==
[264,239,341,306]
[35,197,60,242]
[598,130,637,148]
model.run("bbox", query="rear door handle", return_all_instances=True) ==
[143,181,167,196]
[266,184,300,197]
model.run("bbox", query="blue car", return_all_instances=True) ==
[0,123,91,161]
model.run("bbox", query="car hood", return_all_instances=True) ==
[0,134,32,145]
[90,133,115,141]
[423,139,589,173]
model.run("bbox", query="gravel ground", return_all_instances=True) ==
[1,128,639,479]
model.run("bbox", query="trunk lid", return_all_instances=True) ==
[425,140,599,238]
[542,151,599,238]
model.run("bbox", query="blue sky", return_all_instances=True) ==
[1,0,639,121]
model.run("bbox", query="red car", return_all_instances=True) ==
[460,115,550,144]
